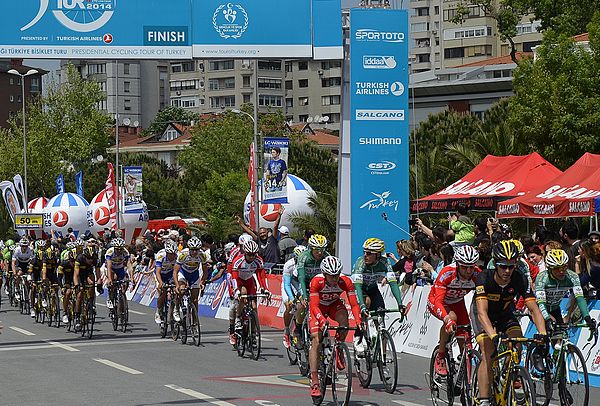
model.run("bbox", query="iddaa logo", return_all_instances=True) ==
[363,56,397,69]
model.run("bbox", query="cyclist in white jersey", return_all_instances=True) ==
[12,238,34,303]
[282,245,307,348]
[173,237,209,322]
[154,240,178,324]
[105,238,133,309]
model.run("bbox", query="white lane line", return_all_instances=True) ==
[96,302,107,307]
[165,384,236,406]
[93,359,144,375]
[129,309,146,315]
[45,340,80,352]
[393,401,425,406]
[9,326,36,336]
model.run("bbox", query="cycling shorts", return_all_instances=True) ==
[281,278,300,303]
[427,299,470,326]
[16,261,29,274]
[159,271,173,284]
[45,269,59,285]
[61,270,74,287]
[30,268,41,283]
[362,284,385,311]
[309,300,347,334]
[77,269,95,285]
[111,267,127,281]
[178,270,201,288]
[236,277,258,296]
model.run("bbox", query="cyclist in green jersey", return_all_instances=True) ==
[535,249,596,333]
[1,239,14,294]
[294,234,329,342]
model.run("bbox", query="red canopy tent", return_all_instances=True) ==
[411,153,562,213]
[497,153,600,218]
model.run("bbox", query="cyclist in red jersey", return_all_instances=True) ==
[226,234,253,345]
[428,245,481,376]
[308,256,362,397]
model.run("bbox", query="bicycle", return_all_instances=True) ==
[76,284,96,339]
[64,285,77,332]
[312,322,357,406]
[158,283,176,339]
[236,293,269,360]
[525,322,597,406]
[109,279,129,333]
[428,324,481,406]
[46,283,61,328]
[354,308,403,394]
[5,270,17,307]
[18,275,31,315]
[472,336,541,406]
[33,281,47,324]
[174,287,201,346]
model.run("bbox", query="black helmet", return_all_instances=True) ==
[492,240,519,265]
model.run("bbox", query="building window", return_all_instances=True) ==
[209,60,234,71]
[286,98,293,107]
[98,100,107,110]
[464,44,492,57]
[242,76,251,88]
[99,81,107,92]
[88,63,106,75]
[258,78,282,89]
[9,95,14,102]
[182,61,195,72]
[298,97,309,106]
[17,95,21,103]
[124,99,131,111]
[30,77,40,92]
[444,47,465,59]
[328,113,340,123]
[298,61,308,70]
[170,79,198,91]
[123,81,131,93]
[9,78,14,85]
[259,95,282,107]
[257,60,281,70]
[298,79,309,88]
[321,60,342,70]
[411,22,428,32]
[285,80,293,90]
[321,95,341,106]
[223,95,235,107]
[224,77,235,89]
[285,62,292,72]
[417,7,429,16]
[434,6,439,14]
[321,77,341,87]
[523,41,541,52]
[417,53,430,63]
[171,63,182,73]
[299,114,308,122]
[123,63,130,75]
[243,94,251,103]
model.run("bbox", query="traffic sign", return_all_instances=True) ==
[15,213,44,229]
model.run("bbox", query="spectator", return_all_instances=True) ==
[589,230,600,245]
[300,228,315,246]
[277,225,297,263]
[526,245,545,274]
[237,208,283,265]
[448,202,474,245]
[473,216,490,246]
[560,220,581,271]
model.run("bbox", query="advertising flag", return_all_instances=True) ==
[105,163,117,230]
[0,180,20,224]
[75,171,83,196]
[56,174,65,194]
[248,142,257,230]
[13,174,26,212]
[262,138,289,204]
[124,166,143,208]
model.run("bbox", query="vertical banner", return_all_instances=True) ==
[248,142,257,230]
[262,138,289,204]
[124,166,143,207]
[75,171,83,197]
[350,9,410,261]
[56,174,65,194]
[105,163,117,230]
[312,0,343,59]
[0,181,20,224]
[13,174,26,212]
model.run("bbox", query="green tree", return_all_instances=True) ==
[512,0,599,36]
[288,134,338,194]
[289,191,338,253]
[142,106,197,136]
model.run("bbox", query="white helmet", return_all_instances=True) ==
[239,233,253,245]
[164,240,178,254]
[224,242,236,254]
[187,237,202,249]
[243,240,259,254]
[454,245,479,266]
[320,255,342,275]
[293,245,307,258]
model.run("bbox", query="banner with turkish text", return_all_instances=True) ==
[75,171,83,197]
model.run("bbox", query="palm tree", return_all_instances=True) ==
[289,191,337,253]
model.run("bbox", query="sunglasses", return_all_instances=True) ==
[458,264,476,270]
[363,251,377,256]
[551,266,567,272]
[246,252,257,257]
[312,248,326,253]
[497,264,516,271]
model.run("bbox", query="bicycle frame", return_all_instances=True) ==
[492,337,538,406]
[550,323,596,385]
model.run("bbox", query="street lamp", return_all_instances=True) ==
[232,108,260,230]
[8,68,38,213]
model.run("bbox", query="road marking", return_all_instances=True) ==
[93,359,144,375]
[9,326,35,336]
[223,374,307,388]
[96,302,107,307]
[129,309,145,315]
[393,401,425,406]
[165,384,236,406]
[45,340,80,352]
[261,337,273,342]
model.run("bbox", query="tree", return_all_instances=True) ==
[289,191,338,253]
[508,17,600,169]
[288,133,338,194]
[512,0,599,36]
[142,106,197,136]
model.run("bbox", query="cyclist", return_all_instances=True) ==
[308,256,362,398]
[231,240,271,342]
[535,249,596,333]
[351,238,403,353]
[173,236,209,322]
[41,240,60,310]
[105,238,133,310]
[73,245,100,331]
[57,245,76,324]
[227,233,253,345]
[282,245,307,348]
[0,239,13,295]
[428,245,481,376]
[12,237,34,305]
[27,239,47,317]
[472,240,548,406]
[154,239,178,324]
[295,234,329,343]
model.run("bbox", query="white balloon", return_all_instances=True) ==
[89,189,149,244]
[26,197,48,240]
[44,193,90,238]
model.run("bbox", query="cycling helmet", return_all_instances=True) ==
[308,234,328,249]
[238,233,253,245]
[75,238,85,247]
[510,239,524,255]
[5,239,14,247]
[83,246,94,257]
[66,241,76,250]
[19,237,29,247]
[545,249,569,268]
[454,245,479,266]
[243,240,259,254]
[363,237,385,253]
[293,245,308,258]
[35,240,46,249]
[187,237,202,249]
[492,240,519,265]
[111,238,126,248]
[224,242,236,255]
[164,240,178,254]
[320,255,342,275]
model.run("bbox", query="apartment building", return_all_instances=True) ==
[0,59,45,128]
[59,60,169,128]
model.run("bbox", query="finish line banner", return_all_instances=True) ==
[349,9,410,261]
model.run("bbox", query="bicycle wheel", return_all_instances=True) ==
[525,343,553,406]
[509,366,535,406]
[47,292,54,327]
[332,342,353,406]
[169,301,179,341]
[312,354,327,406]
[120,293,128,333]
[249,311,261,360]
[111,292,119,331]
[429,344,454,406]
[378,329,398,393]
[236,323,246,357]
[459,349,481,406]
[160,300,169,338]
[190,302,201,346]
[54,291,61,328]
[180,307,188,344]
[297,319,311,376]
[286,321,298,365]
[86,299,95,339]
[354,335,373,389]
[559,344,589,406]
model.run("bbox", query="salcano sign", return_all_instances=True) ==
[350,9,409,262]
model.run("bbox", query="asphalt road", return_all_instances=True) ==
[0,297,597,406]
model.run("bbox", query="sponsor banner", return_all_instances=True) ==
[192,0,312,58]
[56,174,65,194]
[248,141,257,230]
[75,171,84,197]
[263,138,289,204]
[312,0,343,60]
[257,274,286,329]
[0,180,20,225]
[105,163,117,230]
[13,174,27,213]
[1,0,193,59]
[499,200,596,218]
[124,166,143,208]
[350,9,409,261]
[199,274,229,319]
[400,285,442,357]
[411,197,501,213]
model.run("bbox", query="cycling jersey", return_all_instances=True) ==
[57,258,75,285]
[297,249,330,300]
[2,248,11,262]
[29,251,44,281]
[309,274,361,333]
[176,248,208,274]
[351,256,402,309]
[75,254,97,284]
[43,248,60,283]
[474,268,534,316]
[230,254,266,296]
[282,257,300,302]
[155,249,177,281]
[105,247,131,270]
[428,264,480,321]
[13,247,34,263]
[535,269,589,320]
